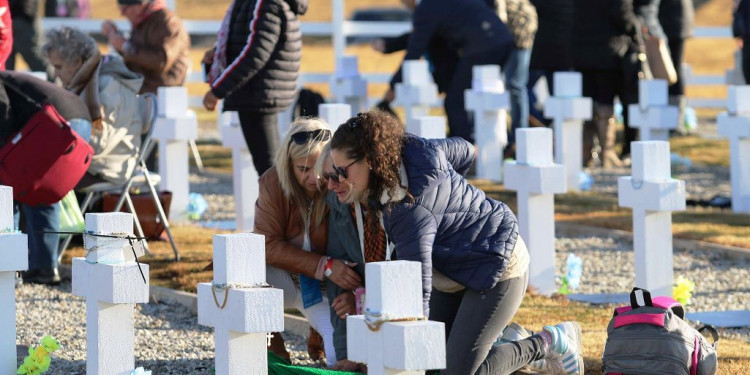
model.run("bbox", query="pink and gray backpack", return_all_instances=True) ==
[602,288,719,375]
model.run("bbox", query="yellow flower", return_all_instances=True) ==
[673,276,695,306]
[41,336,59,353]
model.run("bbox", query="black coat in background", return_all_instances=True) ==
[634,0,666,38]
[529,0,574,71]
[659,0,694,40]
[573,0,638,71]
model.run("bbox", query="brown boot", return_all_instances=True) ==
[268,332,291,363]
[307,327,325,361]
[594,104,622,169]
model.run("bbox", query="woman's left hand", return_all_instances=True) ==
[203,91,219,111]
[332,291,356,319]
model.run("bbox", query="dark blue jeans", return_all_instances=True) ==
[504,48,531,146]
[15,202,60,270]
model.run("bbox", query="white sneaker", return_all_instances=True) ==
[495,323,553,374]
[542,322,584,375]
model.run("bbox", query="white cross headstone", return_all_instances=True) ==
[153,86,199,222]
[331,55,368,114]
[503,128,566,295]
[717,86,750,213]
[319,103,352,130]
[198,234,283,375]
[218,109,259,232]
[628,79,679,142]
[544,72,592,192]
[347,261,445,375]
[0,186,26,375]
[394,60,439,127]
[618,141,685,297]
[726,49,747,86]
[407,116,446,139]
[72,212,150,375]
[465,65,510,182]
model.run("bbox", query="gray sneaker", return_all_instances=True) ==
[495,323,553,374]
[542,321,584,375]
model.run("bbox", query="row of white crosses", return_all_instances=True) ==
[718,86,750,214]
[72,212,150,375]
[0,186,27,375]
[153,86,199,221]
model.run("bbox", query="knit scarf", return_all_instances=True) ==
[206,0,236,84]
[65,50,103,132]
[350,204,386,263]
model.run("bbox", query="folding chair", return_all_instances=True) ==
[58,93,181,262]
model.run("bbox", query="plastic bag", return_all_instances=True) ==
[59,190,84,233]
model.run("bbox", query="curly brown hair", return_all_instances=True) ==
[330,110,407,215]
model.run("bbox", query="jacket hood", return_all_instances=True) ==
[99,54,144,93]
[285,0,308,15]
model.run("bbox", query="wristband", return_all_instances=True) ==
[324,257,334,278]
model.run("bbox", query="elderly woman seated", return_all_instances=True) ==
[42,26,144,188]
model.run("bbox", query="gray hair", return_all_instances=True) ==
[42,27,98,64]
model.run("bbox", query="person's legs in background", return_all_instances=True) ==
[743,36,750,84]
[18,202,61,285]
[504,47,532,158]
[238,110,279,175]
[444,58,476,143]
[7,16,50,75]
[667,37,687,132]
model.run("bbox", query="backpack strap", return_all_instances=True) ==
[630,287,653,309]
[698,325,719,348]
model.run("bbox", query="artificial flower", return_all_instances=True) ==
[673,275,695,306]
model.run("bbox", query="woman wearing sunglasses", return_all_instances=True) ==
[254,117,361,367]
[326,110,584,375]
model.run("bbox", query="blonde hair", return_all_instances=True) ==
[313,142,331,191]
[275,117,331,227]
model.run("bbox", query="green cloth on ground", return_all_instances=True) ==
[268,352,361,375]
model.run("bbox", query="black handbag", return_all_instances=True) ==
[621,19,653,104]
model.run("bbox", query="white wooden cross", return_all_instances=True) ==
[465,65,510,182]
[331,55,368,114]
[394,60,439,128]
[0,186,27,375]
[628,79,679,142]
[72,212,150,375]
[407,116,446,139]
[618,141,685,297]
[153,86,199,222]
[726,49,746,86]
[503,128,566,295]
[218,110,259,232]
[198,234,283,375]
[347,261,445,375]
[717,86,750,213]
[544,72,592,192]
[319,103,352,130]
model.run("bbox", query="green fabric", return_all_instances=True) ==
[267,352,361,375]
[59,191,85,233]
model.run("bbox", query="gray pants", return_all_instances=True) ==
[430,272,544,375]
[7,17,49,74]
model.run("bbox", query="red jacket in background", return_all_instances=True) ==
[0,0,11,70]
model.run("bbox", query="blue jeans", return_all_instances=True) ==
[504,48,531,146]
[14,203,60,270]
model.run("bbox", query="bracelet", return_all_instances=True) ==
[324,257,334,278]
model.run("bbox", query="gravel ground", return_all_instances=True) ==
[14,233,749,373]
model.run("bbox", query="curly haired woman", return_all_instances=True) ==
[326,110,584,375]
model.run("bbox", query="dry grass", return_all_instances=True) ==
[671,135,731,167]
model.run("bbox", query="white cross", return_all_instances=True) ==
[465,65,510,182]
[504,128,566,295]
[218,110,259,232]
[153,86,199,222]
[717,86,750,213]
[394,60,439,127]
[331,55,368,114]
[618,141,685,297]
[627,79,679,142]
[347,261,445,375]
[543,72,592,192]
[319,103,352,130]
[407,116,446,139]
[197,234,283,375]
[71,212,150,375]
[0,186,27,375]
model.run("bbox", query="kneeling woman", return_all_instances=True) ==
[328,110,583,375]
[255,118,362,367]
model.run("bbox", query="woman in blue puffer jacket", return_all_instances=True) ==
[327,110,583,375]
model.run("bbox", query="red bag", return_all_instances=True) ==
[0,103,94,205]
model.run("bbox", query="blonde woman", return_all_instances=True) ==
[255,117,361,366]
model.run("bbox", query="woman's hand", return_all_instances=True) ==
[332,291,356,319]
[202,48,215,65]
[332,359,366,372]
[203,90,219,111]
[327,259,361,291]
[101,20,117,38]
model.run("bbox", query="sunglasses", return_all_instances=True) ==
[330,158,361,181]
[289,129,331,146]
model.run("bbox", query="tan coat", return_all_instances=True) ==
[255,167,328,278]
[121,8,190,94]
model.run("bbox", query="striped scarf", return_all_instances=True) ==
[351,205,386,263]
[206,0,236,84]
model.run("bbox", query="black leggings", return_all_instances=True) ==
[237,111,279,175]
[429,272,544,375]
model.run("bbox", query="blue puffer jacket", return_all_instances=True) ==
[376,136,519,315]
